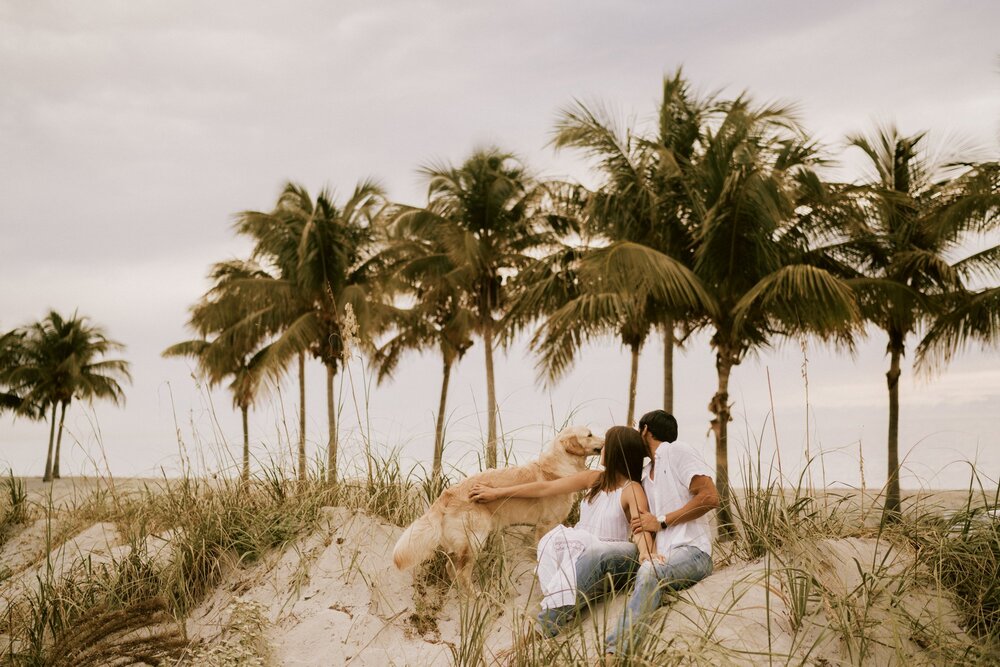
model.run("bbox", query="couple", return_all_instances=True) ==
[470,410,719,655]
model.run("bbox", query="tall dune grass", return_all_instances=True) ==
[1,427,996,665]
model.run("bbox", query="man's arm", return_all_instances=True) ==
[630,475,720,535]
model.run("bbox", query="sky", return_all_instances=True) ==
[2,1,999,489]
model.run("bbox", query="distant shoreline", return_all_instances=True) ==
[12,474,997,492]
[13,476,996,513]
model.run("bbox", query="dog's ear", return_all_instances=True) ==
[563,434,582,453]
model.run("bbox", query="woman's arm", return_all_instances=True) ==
[620,481,657,562]
[469,470,599,503]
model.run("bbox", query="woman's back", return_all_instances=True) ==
[576,487,630,542]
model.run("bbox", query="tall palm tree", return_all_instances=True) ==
[394,148,565,468]
[2,322,62,479]
[0,329,41,417]
[650,71,717,411]
[548,73,714,414]
[165,260,273,481]
[551,70,714,413]
[52,316,132,479]
[4,312,131,481]
[372,228,475,478]
[233,191,317,481]
[675,99,860,527]
[842,127,1000,516]
[227,181,388,483]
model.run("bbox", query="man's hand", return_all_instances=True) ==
[631,510,661,535]
[469,484,499,503]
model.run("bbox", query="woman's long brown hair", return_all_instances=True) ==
[585,426,646,502]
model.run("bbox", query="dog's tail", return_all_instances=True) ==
[393,505,444,570]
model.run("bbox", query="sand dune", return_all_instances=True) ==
[0,477,991,665]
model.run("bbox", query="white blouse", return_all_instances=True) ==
[575,486,630,542]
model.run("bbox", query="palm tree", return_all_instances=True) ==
[3,312,130,481]
[372,227,475,478]
[226,181,388,483]
[233,191,317,481]
[165,260,273,481]
[649,71,717,411]
[394,148,565,468]
[0,329,39,417]
[1,323,61,479]
[841,128,1000,516]
[549,71,713,413]
[675,99,860,527]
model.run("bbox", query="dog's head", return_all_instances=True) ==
[549,425,604,459]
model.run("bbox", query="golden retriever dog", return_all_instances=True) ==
[392,425,604,585]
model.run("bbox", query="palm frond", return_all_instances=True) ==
[733,265,860,343]
[259,312,322,379]
[916,287,1000,369]
[580,242,714,316]
[531,293,637,384]
[953,243,1000,285]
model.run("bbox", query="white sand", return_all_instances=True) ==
[1,477,986,665]
[178,510,971,666]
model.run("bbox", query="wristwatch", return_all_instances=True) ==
[658,514,669,530]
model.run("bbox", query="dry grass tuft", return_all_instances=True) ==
[39,597,184,667]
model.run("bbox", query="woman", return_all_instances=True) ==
[470,425,655,636]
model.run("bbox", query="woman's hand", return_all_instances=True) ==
[469,483,499,503]
[639,552,666,565]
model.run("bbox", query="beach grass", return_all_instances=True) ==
[0,449,996,666]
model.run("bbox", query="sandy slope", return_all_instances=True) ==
[184,507,461,666]
[180,510,970,666]
[1,478,986,665]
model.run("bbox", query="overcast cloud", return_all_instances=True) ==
[2,1,999,488]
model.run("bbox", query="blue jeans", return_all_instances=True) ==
[605,545,713,654]
[536,540,638,636]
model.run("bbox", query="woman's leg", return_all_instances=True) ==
[535,541,637,636]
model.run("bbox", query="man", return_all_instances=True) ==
[605,409,720,656]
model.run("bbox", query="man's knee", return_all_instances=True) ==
[634,560,659,587]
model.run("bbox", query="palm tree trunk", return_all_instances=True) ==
[43,402,57,482]
[627,342,640,427]
[885,345,903,519]
[710,350,735,534]
[53,401,68,479]
[241,405,250,482]
[326,364,338,484]
[433,357,453,480]
[298,352,307,482]
[663,320,675,413]
[483,319,498,469]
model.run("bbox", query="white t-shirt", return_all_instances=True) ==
[642,440,715,557]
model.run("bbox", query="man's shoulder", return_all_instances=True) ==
[665,440,703,459]
[666,440,714,478]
